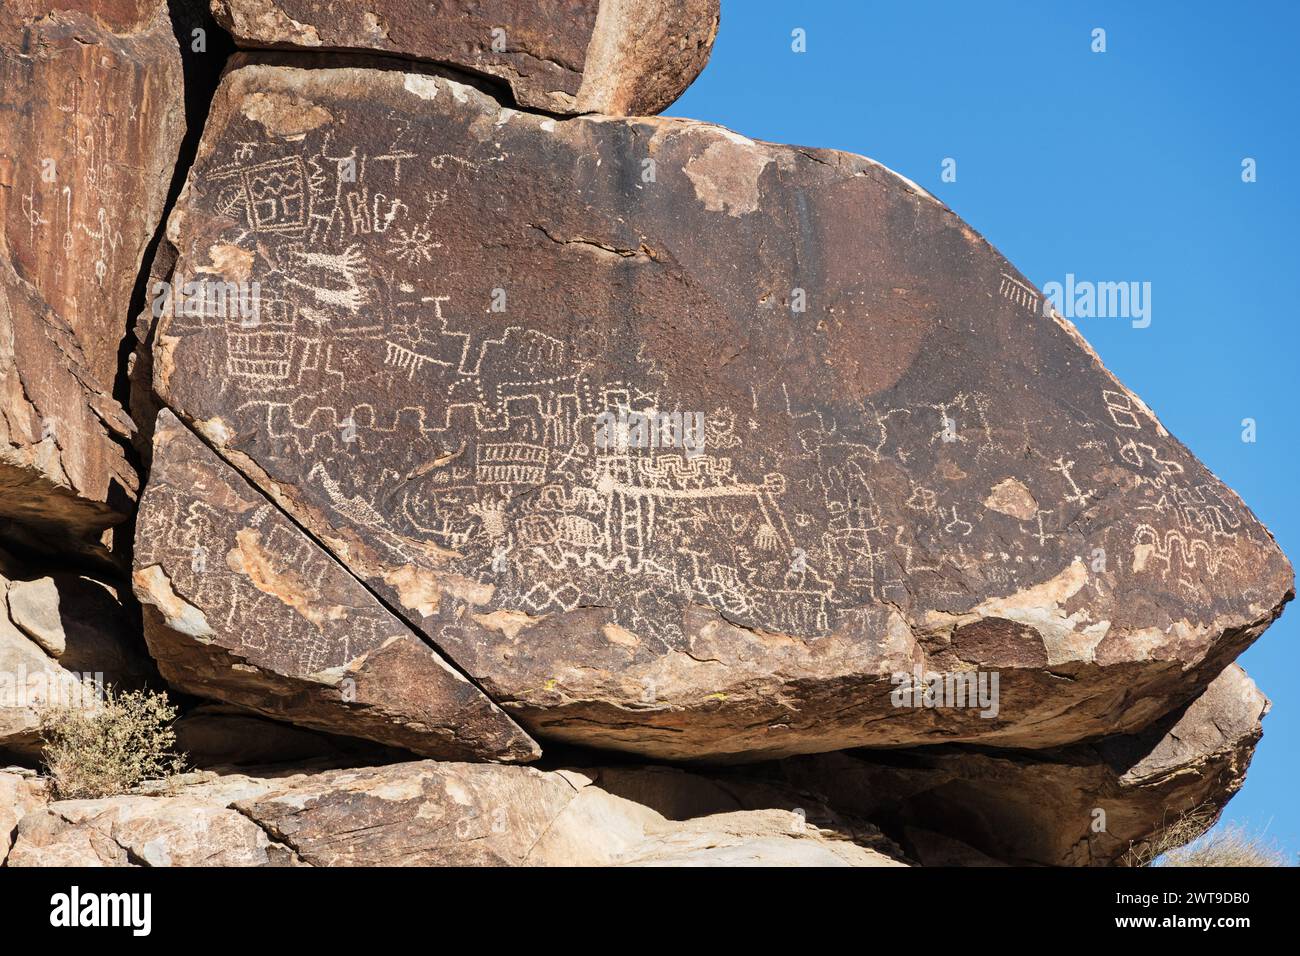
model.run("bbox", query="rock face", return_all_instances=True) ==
[0,258,139,543]
[133,409,540,762]
[0,0,184,544]
[0,767,47,864]
[6,759,905,867]
[763,664,1269,866]
[7,772,303,866]
[211,0,720,116]
[1,547,147,753]
[148,58,1293,763]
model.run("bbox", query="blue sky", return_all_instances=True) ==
[668,0,1298,856]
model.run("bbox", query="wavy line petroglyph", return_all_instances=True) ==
[161,124,1264,649]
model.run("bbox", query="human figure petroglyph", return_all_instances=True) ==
[162,128,1277,648]
[1051,456,1096,508]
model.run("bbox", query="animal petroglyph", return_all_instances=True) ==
[146,63,1292,762]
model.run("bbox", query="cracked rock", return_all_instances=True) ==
[133,409,540,762]
[143,58,1292,763]
[4,758,904,867]
[8,774,303,866]
[211,0,720,115]
[231,760,904,866]
[0,0,184,550]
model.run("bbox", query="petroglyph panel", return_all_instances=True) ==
[133,410,539,762]
[0,0,183,395]
[150,60,1293,761]
[0,0,183,541]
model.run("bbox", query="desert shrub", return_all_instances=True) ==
[39,685,187,799]
[1123,806,1287,867]
[1157,824,1288,867]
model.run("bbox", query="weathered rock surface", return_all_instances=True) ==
[134,409,540,762]
[7,772,303,866]
[762,664,1269,866]
[0,0,185,544]
[211,0,720,116]
[1,547,147,754]
[0,766,47,864]
[6,759,905,866]
[5,570,149,681]
[0,0,183,391]
[0,610,66,753]
[0,258,139,543]
[147,59,1293,763]
[0,663,1271,868]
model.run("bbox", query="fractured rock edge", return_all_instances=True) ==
[758,662,1270,866]
[211,0,721,116]
[0,258,138,537]
[133,409,540,763]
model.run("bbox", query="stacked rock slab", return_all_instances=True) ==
[0,0,184,545]
[211,0,721,115]
[1,658,1268,866]
[758,663,1270,866]
[7,761,906,867]
[134,410,539,761]
[0,663,1272,866]
[147,57,1293,763]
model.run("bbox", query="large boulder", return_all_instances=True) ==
[211,0,720,115]
[133,409,540,762]
[147,59,1291,763]
[5,571,150,681]
[760,664,1270,866]
[0,604,70,753]
[0,0,184,546]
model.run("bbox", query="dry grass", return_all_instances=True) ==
[1123,805,1289,867]
[39,685,187,800]
[1158,825,1289,868]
